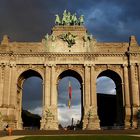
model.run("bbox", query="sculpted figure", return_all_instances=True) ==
[88,34,93,40]
[62,10,67,25]
[83,34,88,42]
[55,10,84,26]
[55,14,61,25]
[67,12,71,25]
[72,13,77,25]
[79,15,84,25]
[45,34,49,40]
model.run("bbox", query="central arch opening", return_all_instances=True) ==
[17,70,43,129]
[96,70,124,129]
[57,70,83,130]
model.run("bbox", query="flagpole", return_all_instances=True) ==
[68,77,72,109]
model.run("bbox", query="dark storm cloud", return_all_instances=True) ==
[83,0,140,42]
[0,0,68,41]
[22,77,43,110]
[0,0,140,42]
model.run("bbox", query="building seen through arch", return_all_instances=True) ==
[96,70,124,129]
[0,11,140,130]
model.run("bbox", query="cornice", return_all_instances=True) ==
[0,52,127,57]
[128,52,140,56]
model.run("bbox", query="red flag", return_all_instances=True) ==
[68,81,72,108]
[69,81,72,99]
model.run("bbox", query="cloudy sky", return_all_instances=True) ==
[0,0,140,42]
[1,0,140,126]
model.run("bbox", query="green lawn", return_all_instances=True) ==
[16,135,140,140]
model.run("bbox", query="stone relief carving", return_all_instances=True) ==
[48,56,56,61]
[45,108,54,118]
[59,32,77,48]
[84,55,95,61]
[88,109,94,118]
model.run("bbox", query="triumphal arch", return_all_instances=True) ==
[0,11,140,130]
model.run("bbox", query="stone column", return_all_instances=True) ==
[18,89,23,130]
[83,64,90,129]
[45,65,51,107]
[90,65,97,107]
[40,64,51,129]
[2,64,11,114]
[123,64,131,129]
[0,64,5,130]
[50,64,58,129]
[84,65,90,107]
[16,86,23,130]
[44,64,58,130]
[0,65,3,107]
[86,65,100,130]
[138,64,140,104]
[9,65,17,107]
[8,64,17,128]
[130,63,139,128]
[51,65,56,106]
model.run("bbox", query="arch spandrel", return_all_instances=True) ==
[56,65,84,83]
[16,66,44,82]
[95,65,123,80]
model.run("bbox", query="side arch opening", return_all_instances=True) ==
[96,69,124,129]
[17,69,43,129]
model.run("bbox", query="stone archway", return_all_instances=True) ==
[0,11,140,130]
[17,69,43,129]
[57,69,83,129]
[96,69,124,129]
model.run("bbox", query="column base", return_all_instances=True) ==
[82,115,88,129]
[124,107,131,129]
[86,116,100,130]
[41,106,58,130]
[132,106,139,129]
[124,119,131,129]
[17,120,23,130]
[41,117,58,130]
[83,106,100,130]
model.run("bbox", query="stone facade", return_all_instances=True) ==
[0,25,140,130]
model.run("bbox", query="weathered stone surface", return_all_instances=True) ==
[0,24,140,130]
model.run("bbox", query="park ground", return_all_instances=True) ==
[1,135,140,140]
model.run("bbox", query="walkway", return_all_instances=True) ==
[0,136,24,140]
[1,129,140,139]
[1,135,140,140]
